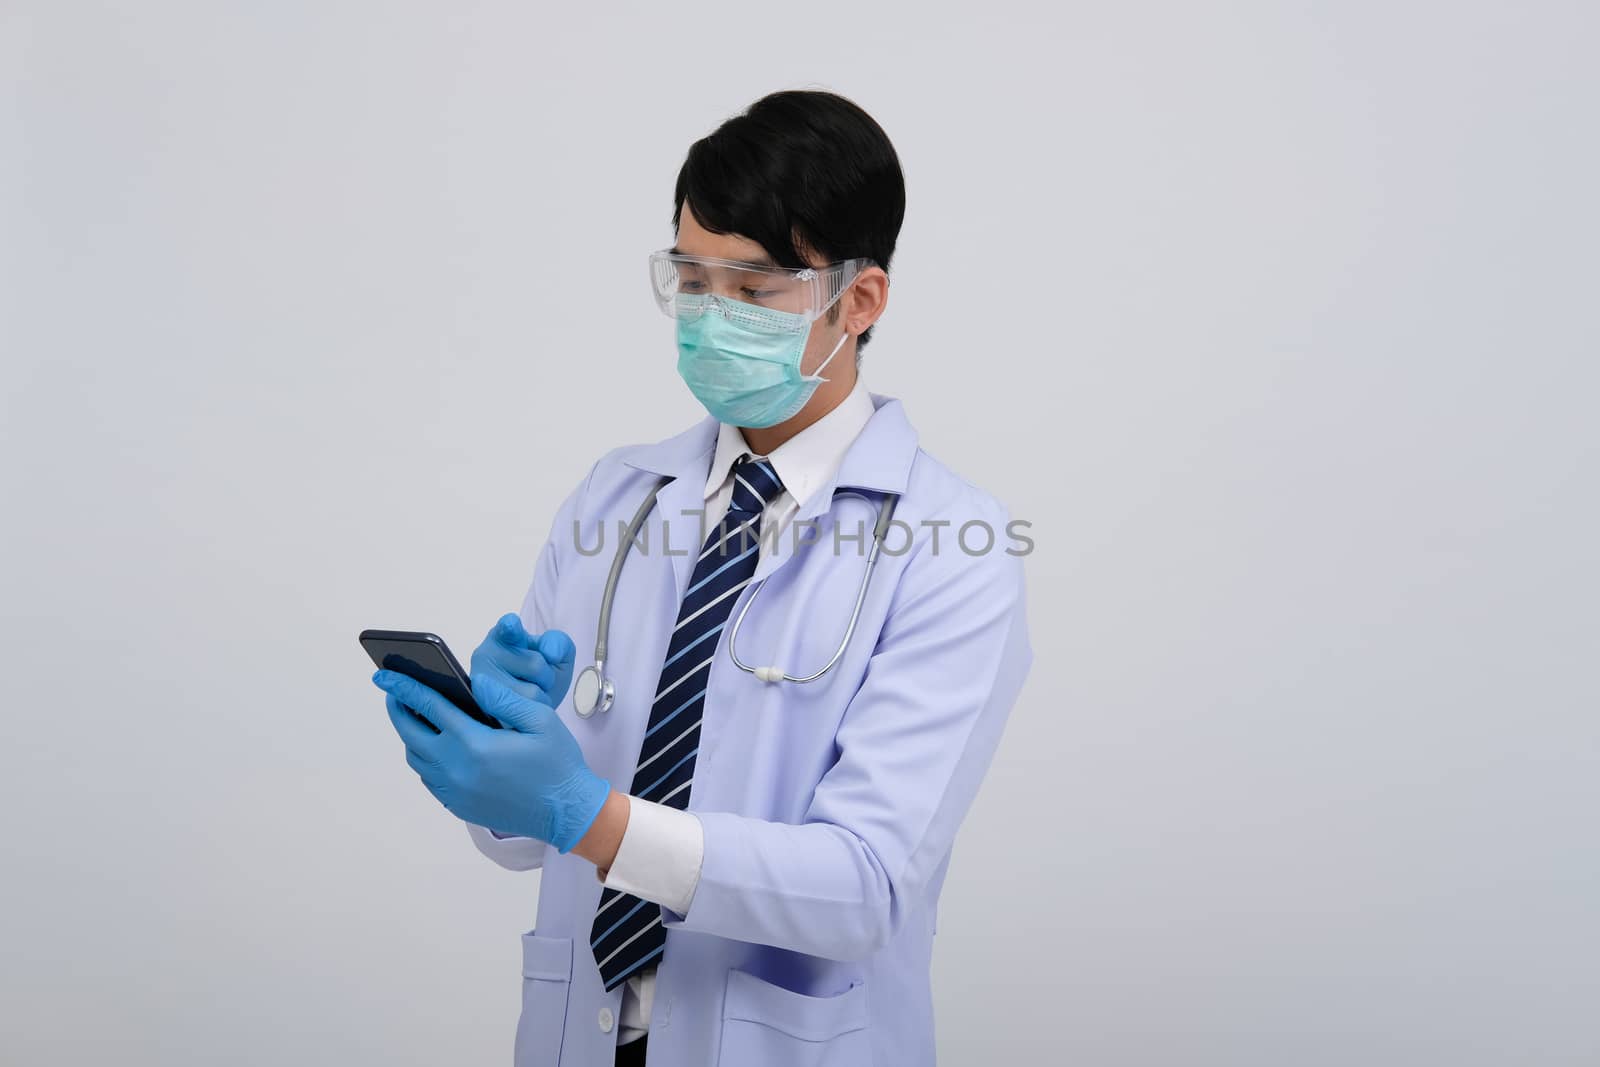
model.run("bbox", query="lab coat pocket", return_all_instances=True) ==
[514,931,573,1067]
[718,968,870,1066]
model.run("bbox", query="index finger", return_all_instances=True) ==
[535,629,576,671]
[385,692,441,751]
[372,670,477,738]
[480,614,559,689]
[489,612,538,651]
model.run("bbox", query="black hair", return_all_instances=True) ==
[672,89,905,350]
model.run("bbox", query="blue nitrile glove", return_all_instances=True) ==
[373,668,610,853]
[469,613,577,712]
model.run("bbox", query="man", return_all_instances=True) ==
[373,89,1033,1066]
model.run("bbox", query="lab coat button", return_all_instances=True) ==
[598,1007,615,1033]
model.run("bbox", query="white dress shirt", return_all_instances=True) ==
[606,377,877,1046]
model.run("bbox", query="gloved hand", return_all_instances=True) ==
[374,666,610,853]
[470,613,577,713]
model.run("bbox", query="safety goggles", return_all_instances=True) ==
[648,249,870,328]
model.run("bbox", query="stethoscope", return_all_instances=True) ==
[571,476,901,717]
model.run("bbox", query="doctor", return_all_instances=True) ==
[373,89,1032,1067]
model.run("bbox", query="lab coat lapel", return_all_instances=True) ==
[618,414,720,605]
[654,467,714,604]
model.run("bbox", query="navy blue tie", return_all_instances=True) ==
[589,456,785,991]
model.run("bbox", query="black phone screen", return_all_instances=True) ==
[359,629,499,729]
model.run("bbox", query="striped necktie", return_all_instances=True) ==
[589,456,785,991]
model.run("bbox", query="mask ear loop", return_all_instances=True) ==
[802,265,862,383]
[803,326,851,384]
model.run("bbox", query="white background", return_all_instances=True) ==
[3,3,1596,1064]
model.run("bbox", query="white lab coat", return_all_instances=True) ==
[470,393,1033,1066]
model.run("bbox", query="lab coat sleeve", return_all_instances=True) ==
[662,502,1033,960]
[465,823,548,871]
[465,458,600,873]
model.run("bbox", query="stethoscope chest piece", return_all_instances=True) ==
[573,664,613,717]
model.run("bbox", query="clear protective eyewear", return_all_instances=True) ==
[648,249,871,330]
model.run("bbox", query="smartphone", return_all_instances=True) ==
[359,629,500,729]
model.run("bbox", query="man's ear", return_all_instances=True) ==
[846,267,890,335]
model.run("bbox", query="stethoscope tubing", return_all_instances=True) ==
[725,489,897,684]
[573,477,898,716]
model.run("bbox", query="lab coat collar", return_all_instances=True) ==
[793,392,918,521]
[616,415,720,480]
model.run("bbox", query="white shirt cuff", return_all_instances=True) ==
[602,798,704,917]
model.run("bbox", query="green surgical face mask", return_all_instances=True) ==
[675,300,850,429]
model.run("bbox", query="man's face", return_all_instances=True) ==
[673,199,849,379]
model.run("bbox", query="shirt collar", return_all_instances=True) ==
[618,383,919,510]
[702,378,877,509]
